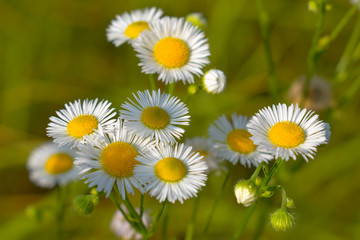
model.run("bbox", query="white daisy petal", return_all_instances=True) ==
[75,118,155,199]
[246,103,330,161]
[208,113,273,167]
[46,99,116,149]
[133,16,210,84]
[27,142,79,188]
[203,69,226,94]
[106,7,163,47]
[134,143,207,204]
[120,89,190,143]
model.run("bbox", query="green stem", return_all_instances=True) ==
[279,186,287,210]
[263,158,284,186]
[140,194,144,218]
[124,194,148,235]
[256,0,278,101]
[302,0,327,104]
[340,74,360,106]
[148,201,167,237]
[202,164,235,237]
[252,201,270,240]
[110,193,142,233]
[329,5,358,42]
[335,9,360,84]
[250,162,266,181]
[149,74,156,90]
[185,196,200,240]
[161,203,169,240]
[56,186,66,240]
[165,82,175,95]
[233,203,257,240]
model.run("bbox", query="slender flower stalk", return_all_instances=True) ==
[148,201,167,237]
[233,203,257,240]
[256,0,278,101]
[303,0,327,104]
[185,196,200,240]
[148,74,157,90]
[202,164,235,237]
[335,10,360,84]
[56,186,67,240]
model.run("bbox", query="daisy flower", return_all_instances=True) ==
[106,7,163,47]
[185,137,221,173]
[208,113,273,167]
[120,89,190,143]
[134,143,207,204]
[133,16,210,84]
[246,103,329,161]
[110,207,150,240]
[47,99,116,149]
[75,119,155,198]
[202,69,226,94]
[27,142,78,188]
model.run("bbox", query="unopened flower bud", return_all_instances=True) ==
[90,188,100,205]
[270,209,295,231]
[234,180,257,207]
[73,195,94,215]
[308,1,318,13]
[188,84,198,95]
[255,177,262,186]
[186,12,207,30]
[286,198,295,209]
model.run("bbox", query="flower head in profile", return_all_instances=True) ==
[75,119,155,198]
[270,209,295,231]
[203,69,226,94]
[134,143,207,204]
[110,207,151,240]
[247,103,329,161]
[234,180,258,207]
[27,142,79,188]
[121,89,190,143]
[133,17,210,84]
[47,99,116,149]
[106,7,163,47]
[208,113,273,167]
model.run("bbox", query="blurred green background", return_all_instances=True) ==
[1,0,360,239]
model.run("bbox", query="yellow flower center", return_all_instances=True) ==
[67,115,98,138]
[141,106,170,129]
[268,121,305,148]
[101,142,139,178]
[124,21,150,39]
[155,157,187,182]
[227,129,256,154]
[45,153,73,174]
[153,37,190,68]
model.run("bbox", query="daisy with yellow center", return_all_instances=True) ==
[185,137,221,173]
[246,103,330,161]
[133,17,210,84]
[106,7,163,47]
[75,119,155,198]
[27,142,79,188]
[134,143,207,204]
[47,99,116,149]
[120,89,190,143]
[208,113,273,167]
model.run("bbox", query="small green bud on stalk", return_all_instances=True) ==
[234,180,258,207]
[286,198,295,209]
[187,85,198,95]
[255,176,262,186]
[270,209,295,231]
[73,195,94,215]
[186,12,207,30]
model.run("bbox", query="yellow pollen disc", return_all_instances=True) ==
[268,121,305,148]
[67,115,98,138]
[227,129,256,154]
[155,157,187,182]
[141,106,170,129]
[124,21,150,39]
[153,37,190,68]
[45,153,73,174]
[101,142,139,178]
